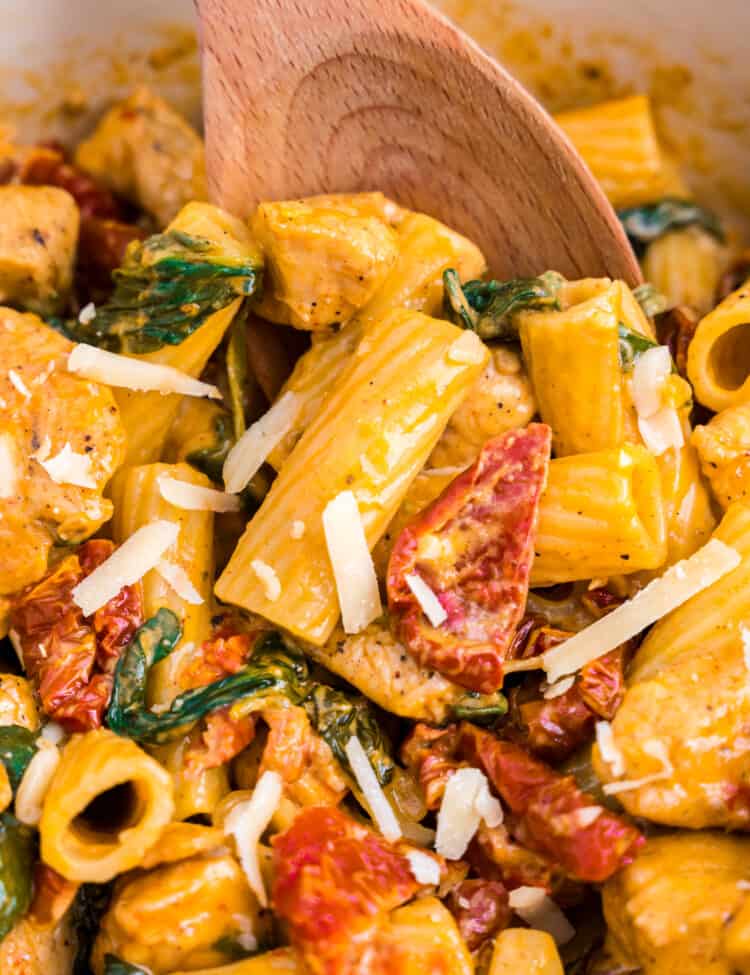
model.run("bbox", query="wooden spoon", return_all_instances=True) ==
[196,0,641,283]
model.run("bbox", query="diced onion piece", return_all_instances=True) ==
[638,406,684,455]
[508,886,575,946]
[542,539,741,683]
[448,331,486,364]
[68,343,221,399]
[158,474,241,513]
[156,559,203,605]
[223,391,299,494]
[72,520,180,617]
[323,491,382,634]
[15,740,60,826]
[435,767,484,860]
[406,849,441,886]
[37,442,97,489]
[603,738,673,796]
[223,770,283,907]
[405,573,447,627]
[345,735,401,843]
[632,345,671,418]
[0,433,17,499]
[250,560,281,602]
[595,721,625,777]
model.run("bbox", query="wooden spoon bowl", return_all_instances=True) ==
[197,0,640,282]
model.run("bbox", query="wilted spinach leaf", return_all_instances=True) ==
[0,813,35,943]
[452,691,508,725]
[617,322,661,371]
[0,726,37,791]
[103,956,149,975]
[618,198,724,256]
[443,268,563,341]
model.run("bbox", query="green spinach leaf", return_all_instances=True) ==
[72,883,113,975]
[618,198,724,256]
[452,691,508,725]
[617,322,661,371]
[0,813,35,943]
[443,268,563,341]
[58,230,261,354]
[0,726,37,791]
[103,956,149,975]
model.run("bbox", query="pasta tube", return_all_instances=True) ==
[642,226,726,316]
[169,950,303,975]
[39,728,174,883]
[519,280,650,456]
[115,202,259,465]
[554,95,686,208]
[216,310,488,644]
[110,462,225,820]
[630,500,750,683]
[687,281,750,412]
[652,442,716,567]
[531,445,667,585]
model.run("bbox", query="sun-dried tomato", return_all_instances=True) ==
[10,539,142,732]
[272,806,418,975]
[77,215,147,289]
[20,146,123,220]
[581,586,625,619]
[468,822,561,892]
[185,708,257,778]
[446,879,510,952]
[388,425,552,694]
[458,725,643,883]
[180,624,255,690]
[654,305,698,379]
[401,723,463,810]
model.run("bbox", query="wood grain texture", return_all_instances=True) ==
[197,0,641,282]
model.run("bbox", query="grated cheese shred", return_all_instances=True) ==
[435,767,503,859]
[223,770,283,907]
[68,343,221,399]
[595,721,625,777]
[345,735,401,842]
[37,442,97,489]
[156,560,203,605]
[157,474,241,513]
[72,520,180,616]
[404,573,447,627]
[0,434,17,499]
[508,886,575,946]
[323,491,382,634]
[406,849,441,886]
[250,560,282,602]
[223,391,299,494]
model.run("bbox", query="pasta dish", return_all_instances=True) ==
[0,84,748,975]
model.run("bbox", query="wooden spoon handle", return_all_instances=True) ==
[198,0,641,282]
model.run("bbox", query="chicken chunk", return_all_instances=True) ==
[0,186,79,315]
[593,632,750,829]
[429,344,537,469]
[693,402,750,509]
[305,621,490,723]
[75,86,206,226]
[0,916,76,975]
[251,198,399,330]
[602,833,750,975]
[91,853,260,974]
[0,308,125,600]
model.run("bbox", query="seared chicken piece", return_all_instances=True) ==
[251,198,399,330]
[693,401,750,509]
[430,344,536,469]
[602,833,750,975]
[75,86,206,226]
[0,308,125,603]
[0,186,79,315]
[0,916,76,975]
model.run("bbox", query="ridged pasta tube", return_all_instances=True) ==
[642,226,726,316]
[216,310,487,644]
[39,728,174,882]
[687,281,750,412]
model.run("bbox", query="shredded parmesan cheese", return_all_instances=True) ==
[632,346,671,418]
[596,721,625,777]
[68,344,221,399]
[345,735,401,842]
[406,849,441,886]
[323,491,382,634]
[72,520,180,616]
[250,560,282,602]
[15,740,60,826]
[603,738,673,796]
[405,573,447,627]
[541,539,740,683]
[156,560,203,605]
[78,302,96,324]
[0,434,17,499]
[423,465,470,478]
[8,369,31,399]
[447,331,486,365]
[638,407,684,455]
[37,442,97,489]
[39,722,67,746]
[508,886,575,945]
[435,767,501,859]
[223,770,283,907]
[742,626,750,672]
[543,675,576,699]
[290,520,306,539]
[223,391,299,494]
[157,474,240,513]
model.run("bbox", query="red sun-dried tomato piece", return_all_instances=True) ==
[387,425,552,694]
[446,878,510,951]
[272,806,418,975]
